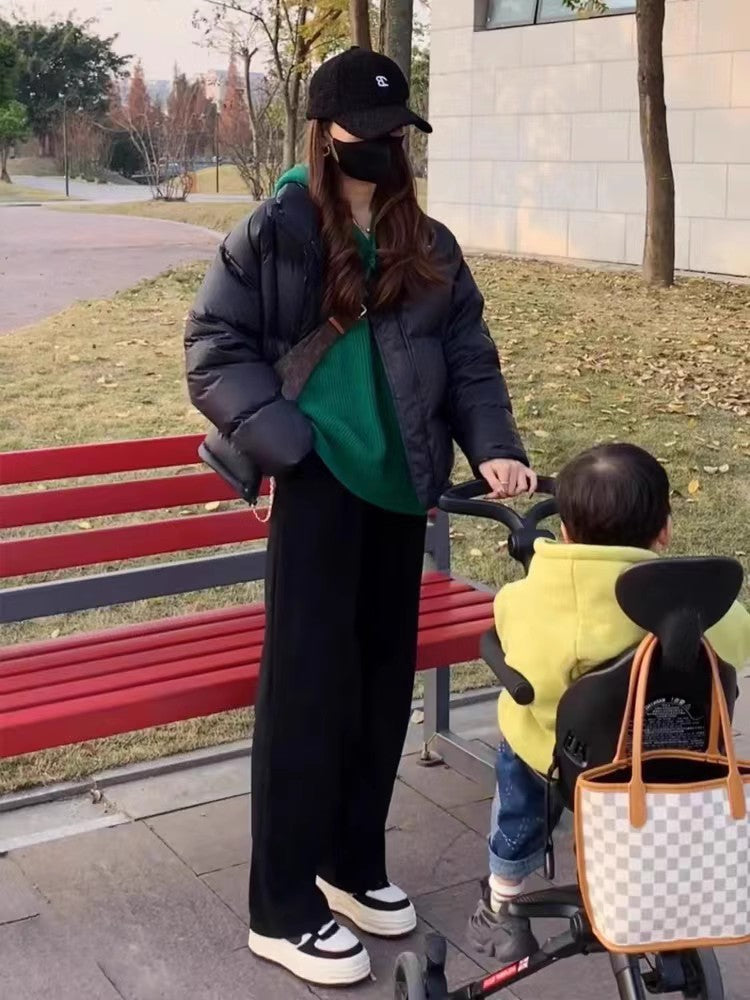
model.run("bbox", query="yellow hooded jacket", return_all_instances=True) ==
[496,540,750,775]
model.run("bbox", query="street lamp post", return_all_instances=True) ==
[214,108,220,195]
[62,93,70,198]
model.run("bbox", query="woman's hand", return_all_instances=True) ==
[479,459,538,499]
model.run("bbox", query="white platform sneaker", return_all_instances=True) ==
[317,877,417,938]
[248,919,371,986]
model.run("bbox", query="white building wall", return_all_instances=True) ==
[428,0,750,276]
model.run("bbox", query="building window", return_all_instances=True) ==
[486,0,538,28]
[487,0,635,29]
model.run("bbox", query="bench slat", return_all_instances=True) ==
[1,474,240,529]
[0,587,485,679]
[0,614,493,757]
[0,435,204,485]
[1,594,492,700]
[0,509,272,578]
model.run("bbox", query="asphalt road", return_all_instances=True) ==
[0,206,220,333]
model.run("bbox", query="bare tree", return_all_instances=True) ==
[350,0,371,48]
[197,1,345,170]
[111,69,207,200]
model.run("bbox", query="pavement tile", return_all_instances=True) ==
[13,821,252,999]
[202,862,249,923]
[385,783,487,897]
[0,913,124,999]
[398,754,493,809]
[447,798,492,837]
[717,942,750,1000]
[0,856,42,924]
[103,756,251,820]
[147,794,250,875]
[0,793,128,852]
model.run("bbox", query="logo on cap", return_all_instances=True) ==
[375,75,389,88]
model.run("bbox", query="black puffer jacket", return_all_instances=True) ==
[185,181,527,508]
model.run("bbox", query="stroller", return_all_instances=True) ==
[393,479,742,1000]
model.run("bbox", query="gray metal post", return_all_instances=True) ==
[421,510,452,760]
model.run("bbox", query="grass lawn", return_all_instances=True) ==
[192,163,253,195]
[0,180,70,203]
[56,198,256,233]
[1,258,748,793]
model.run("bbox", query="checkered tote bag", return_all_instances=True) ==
[575,634,750,953]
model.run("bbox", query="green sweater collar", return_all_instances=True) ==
[275,164,309,194]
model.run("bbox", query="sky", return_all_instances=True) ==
[1,0,222,79]
[2,0,431,81]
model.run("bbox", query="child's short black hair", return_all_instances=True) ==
[556,443,671,549]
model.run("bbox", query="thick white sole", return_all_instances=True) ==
[317,879,418,938]
[247,929,371,986]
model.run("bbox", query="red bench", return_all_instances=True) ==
[0,435,494,759]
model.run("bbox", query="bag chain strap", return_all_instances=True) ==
[252,476,275,524]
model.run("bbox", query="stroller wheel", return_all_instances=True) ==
[394,951,427,1000]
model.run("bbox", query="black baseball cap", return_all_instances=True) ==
[307,46,432,140]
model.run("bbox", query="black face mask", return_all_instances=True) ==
[332,135,403,185]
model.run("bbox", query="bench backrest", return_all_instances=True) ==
[0,435,449,624]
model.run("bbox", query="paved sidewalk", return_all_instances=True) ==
[1,711,748,1000]
[0,207,220,333]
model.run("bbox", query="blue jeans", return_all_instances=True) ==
[489,740,564,881]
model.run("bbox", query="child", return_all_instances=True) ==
[469,443,750,962]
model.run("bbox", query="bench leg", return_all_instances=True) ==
[421,666,495,792]
[421,509,495,791]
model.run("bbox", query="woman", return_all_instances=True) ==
[185,47,535,987]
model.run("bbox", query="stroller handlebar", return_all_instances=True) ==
[438,476,556,528]
[438,476,558,571]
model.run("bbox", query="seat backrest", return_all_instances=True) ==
[0,435,449,625]
[554,556,742,809]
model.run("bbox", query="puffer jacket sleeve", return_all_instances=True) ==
[444,252,528,472]
[184,210,313,473]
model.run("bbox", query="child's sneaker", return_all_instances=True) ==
[248,919,371,985]
[467,879,539,963]
[317,876,417,937]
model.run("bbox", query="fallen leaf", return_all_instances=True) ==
[50,628,61,638]
[687,479,700,495]
[719,464,730,473]
[77,520,93,530]
[204,501,221,512]
[410,709,425,726]
[703,466,719,475]
[469,548,483,558]
[68,354,80,362]
[533,429,549,438]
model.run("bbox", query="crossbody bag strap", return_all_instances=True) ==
[275,307,366,402]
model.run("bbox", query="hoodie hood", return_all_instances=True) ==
[274,164,309,194]
[522,539,658,666]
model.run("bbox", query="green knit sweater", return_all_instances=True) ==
[275,167,423,516]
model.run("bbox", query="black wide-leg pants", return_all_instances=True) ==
[248,456,427,939]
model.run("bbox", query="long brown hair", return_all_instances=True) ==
[306,120,445,322]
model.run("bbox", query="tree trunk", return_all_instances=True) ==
[1,147,11,183]
[385,0,413,85]
[242,48,261,172]
[378,0,388,52]
[636,0,675,287]
[283,94,298,171]
[350,0,372,48]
